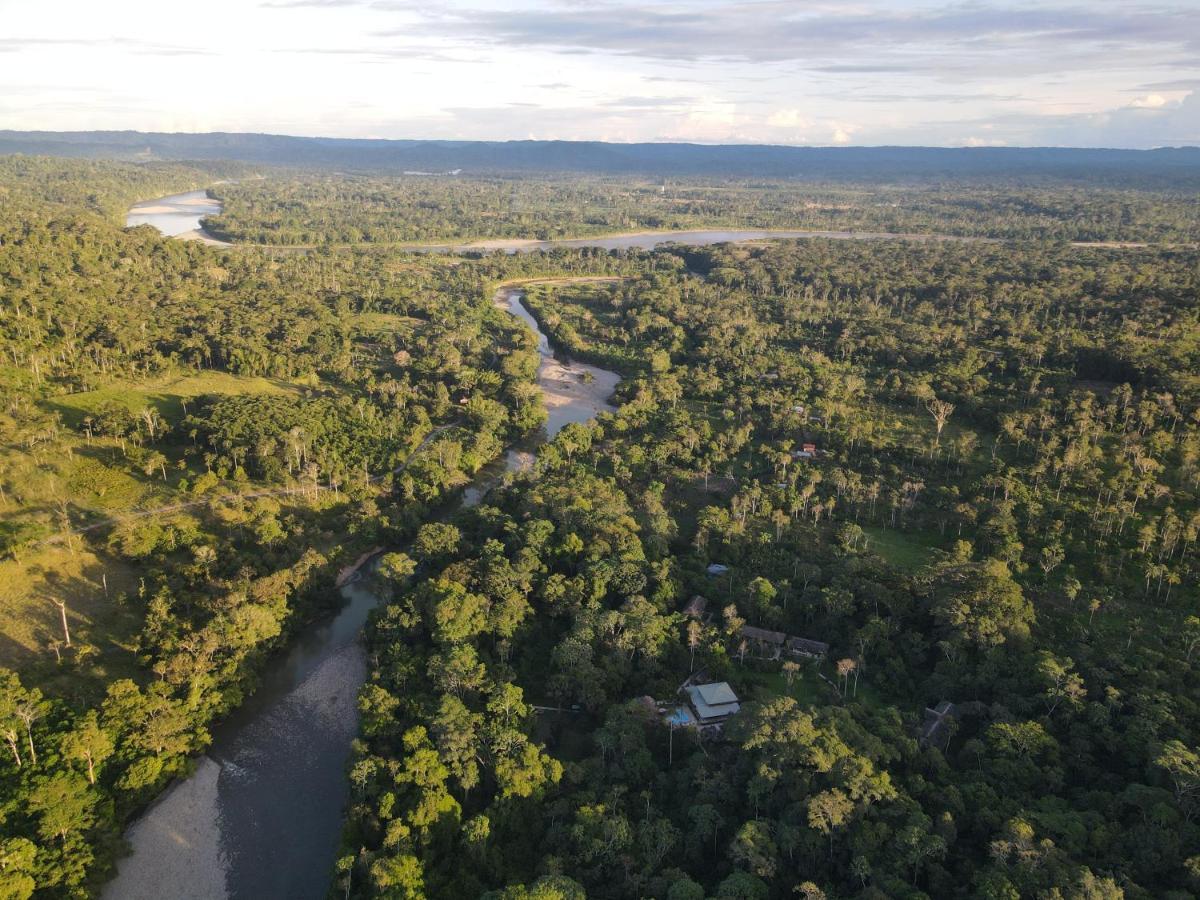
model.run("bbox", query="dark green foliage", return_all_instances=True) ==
[206,171,1200,246]
[3,155,1199,898]
[346,235,1200,898]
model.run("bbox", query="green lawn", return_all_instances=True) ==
[737,662,838,707]
[47,370,302,427]
[737,661,890,713]
[350,311,421,338]
[0,543,144,691]
[0,370,310,683]
[862,525,945,571]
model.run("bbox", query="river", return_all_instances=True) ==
[105,178,1173,896]
[447,227,989,253]
[122,188,1181,255]
[125,189,227,244]
[123,189,985,253]
[105,197,622,899]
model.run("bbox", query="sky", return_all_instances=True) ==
[1,0,1198,147]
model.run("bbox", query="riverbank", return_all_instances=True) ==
[187,228,1198,255]
[126,188,230,244]
[231,226,996,254]
[494,284,622,434]
[177,227,232,246]
[106,194,626,899]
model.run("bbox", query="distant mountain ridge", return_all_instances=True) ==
[1,129,1198,183]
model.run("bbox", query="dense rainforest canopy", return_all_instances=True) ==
[204,173,1200,246]
[0,157,645,894]
[340,244,1200,897]
[0,155,1197,899]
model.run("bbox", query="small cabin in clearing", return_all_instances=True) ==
[786,636,829,659]
[706,563,730,576]
[739,624,829,661]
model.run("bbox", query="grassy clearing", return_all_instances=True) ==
[862,525,945,571]
[0,370,310,686]
[739,664,837,707]
[350,311,421,335]
[739,662,890,713]
[861,400,982,453]
[0,441,166,544]
[46,370,301,427]
[1,370,305,530]
[0,545,143,690]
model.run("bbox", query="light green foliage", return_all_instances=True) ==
[5,158,1200,899]
[0,157,569,892]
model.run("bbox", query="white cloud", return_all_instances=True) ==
[1129,93,1167,109]
[830,123,856,144]
[766,109,810,129]
[0,0,1197,146]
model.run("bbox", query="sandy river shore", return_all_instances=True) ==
[492,285,620,433]
[177,228,231,246]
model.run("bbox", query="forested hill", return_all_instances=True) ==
[1,130,1199,184]
[0,155,244,223]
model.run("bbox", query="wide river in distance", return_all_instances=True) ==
[125,189,223,238]
[123,188,989,254]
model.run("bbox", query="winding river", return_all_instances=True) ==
[125,189,227,244]
[101,175,1181,896]
[114,180,1168,896]
[117,183,994,897]
[105,197,621,899]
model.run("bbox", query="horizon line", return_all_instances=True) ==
[2,128,1198,153]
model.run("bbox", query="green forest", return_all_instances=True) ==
[204,173,1200,246]
[0,157,633,895]
[339,241,1200,899]
[0,157,1198,899]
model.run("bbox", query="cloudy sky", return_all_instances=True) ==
[1,0,1198,147]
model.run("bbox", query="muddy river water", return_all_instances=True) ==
[107,193,625,898]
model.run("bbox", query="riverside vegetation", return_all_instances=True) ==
[337,246,1200,897]
[0,157,649,895]
[0,156,1197,898]
[203,172,1200,246]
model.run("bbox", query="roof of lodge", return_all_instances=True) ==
[787,636,830,654]
[685,682,741,722]
[695,682,739,706]
[740,624,787,644]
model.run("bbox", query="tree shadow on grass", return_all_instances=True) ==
[4,554,143,701]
